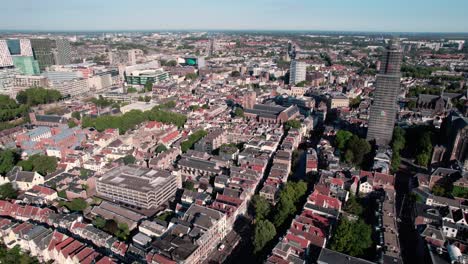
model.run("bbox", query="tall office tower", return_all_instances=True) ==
[31,39,56,71]
[127,49,137,65]
[0,40,14,68]
[289,60,306,85]
[54,38,72,65]
[367,39,403,146]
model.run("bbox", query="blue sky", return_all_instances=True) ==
[2,0,467,32]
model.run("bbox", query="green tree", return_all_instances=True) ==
[234,108,244,117]
[144,81,154,92]
[407,100,417,109]
[93,216,106,229]
[253,220,276,254]
[180,130,208,152]
[344,195,363,216]
[0,183,17,199]
[16,87,62,106]
[126,87,138,93]
[0,245,39,264]
[345,135,371,166]
[71,111,81,120]
[189,105,200,111]
[295,80,308,87]
[17,159,33,171]
[273,192,296,227]
[23,154,57,175]
[64,198,88,212]
[123,155,136,165]
[330,218,372,257]
[284,119,301,130]
[414,131,433,167]
[0,149,20,176]
[432,184,448,196]
[335,130,353,151]
[116,222,130,240]
[349,96,362,108]
[185,73,198,80]
[68,120,77,128]
[452,186,468,199]
[252,195,271,221]
[155,144,168,154]
[183,181,195,191]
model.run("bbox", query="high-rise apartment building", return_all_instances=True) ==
[367,39,403,146]
[19,39,33,56]
[54,38,72,65]
[0,40,14,68]
[127,49,137,65]
[289,60,306,85]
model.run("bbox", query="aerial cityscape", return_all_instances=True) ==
[0,1,467,264]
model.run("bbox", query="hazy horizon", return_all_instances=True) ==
[2,0,467,33]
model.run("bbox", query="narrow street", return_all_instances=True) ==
[395,161,430,264]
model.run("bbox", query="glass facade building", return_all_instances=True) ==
[12,56,40,75]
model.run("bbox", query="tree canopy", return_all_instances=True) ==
[252,195,271,221]
[0,245,39,264]
[16,87,62,106]
[0,183,18,199]
[123,155,136,165]
[330,218,373,257]
[155,144,168,154]
[185,73,198,80]
[234,107,244,117]
[18,154,57,175]
[390,127,405,172]
[284,119,301,130]
[0,149,20,176]
[253,220,276,254]
[335,130,371,167]
[82,107,187,134]
[273,181,307,227]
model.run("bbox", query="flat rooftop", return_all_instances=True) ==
[98,165,173,192]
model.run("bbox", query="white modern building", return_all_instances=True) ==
[289,60,306,85]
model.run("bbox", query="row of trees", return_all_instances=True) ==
[180,130,208,153]
[335,130,371,167]
[390,127,405,172]
[252,181,308,254]
[82,106,187,134]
